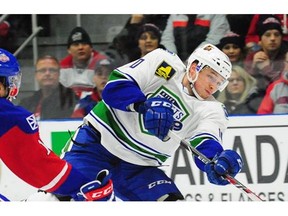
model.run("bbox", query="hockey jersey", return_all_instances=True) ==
[84,48,229,167]
[0,98,89,195]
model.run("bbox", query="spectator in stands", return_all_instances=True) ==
[127,14,169,32]
[137,23,165,58]
[257,69,288,114]
[226,15,253,37]
[72,58,114,118]
[161,14,230,61]
[245,14,288,54]
[103,39,130,68]
[217,31,246,67]
[244,15,288,112]
[214,31,246,99]
[19,55,78,120]
[0,20,14,52]
[217,65,257,115]
[60,26,108,99]
[0,20,10,40]
[110,14,168,63]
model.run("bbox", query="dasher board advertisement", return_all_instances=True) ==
[1,115,288,201]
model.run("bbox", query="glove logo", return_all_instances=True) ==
[155,61,175,81]
[151,100,172,108]
[91,186,113,199]
[84,179,114,201]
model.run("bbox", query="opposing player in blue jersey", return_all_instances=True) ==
[60,43,243,201]
[0,48,113,201]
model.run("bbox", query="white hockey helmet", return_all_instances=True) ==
[186,43,232,92]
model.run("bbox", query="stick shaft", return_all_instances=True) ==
[169,132,263,201]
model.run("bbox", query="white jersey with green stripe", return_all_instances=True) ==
[84,48,229,166]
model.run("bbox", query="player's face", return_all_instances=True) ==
[0,81,7,97]
[194,66,225,99]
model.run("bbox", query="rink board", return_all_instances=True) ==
[1,114,288,201]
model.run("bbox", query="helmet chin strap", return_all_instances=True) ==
[185,71,205,101]
[191,86,204,101]
[186,66,198,84]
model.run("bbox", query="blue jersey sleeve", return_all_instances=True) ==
[0,98,38,137]
[194,139,224,171]
[102,79,146,111]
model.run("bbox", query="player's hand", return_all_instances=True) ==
[76,169,115,201]
[138,97,174,141]
[204,150,243,185]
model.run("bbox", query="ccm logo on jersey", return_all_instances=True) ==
[155,61,175,81]
[148,180,172,189]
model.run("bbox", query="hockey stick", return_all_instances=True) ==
[169,131,264,201]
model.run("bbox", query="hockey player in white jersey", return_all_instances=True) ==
[61,43,243,201]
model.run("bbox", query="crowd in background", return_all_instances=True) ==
[1,14,288,120]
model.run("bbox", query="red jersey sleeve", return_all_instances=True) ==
[0,99,89,195]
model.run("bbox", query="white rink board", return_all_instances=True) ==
[1,115,288,201]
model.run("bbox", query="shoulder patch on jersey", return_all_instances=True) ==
[155,61,176,81]
[26,114,39,131]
